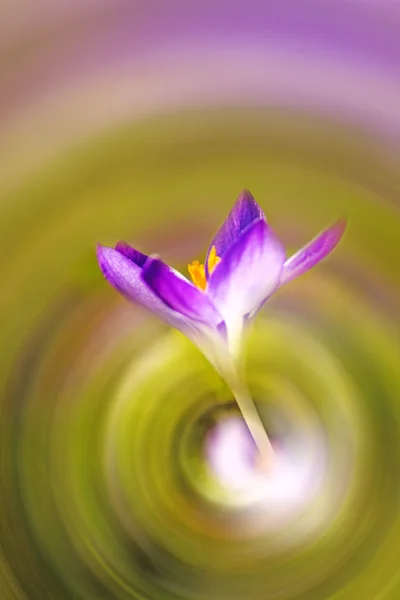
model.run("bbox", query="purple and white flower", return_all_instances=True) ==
[97,190,345,459]
[97,190,345,364]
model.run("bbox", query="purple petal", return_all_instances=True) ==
[115,240,148,267]
[207,219,285,324]
[97,245,201,332]
[142,258,224,327]
[206,190,266,273]
[280,218,346,286]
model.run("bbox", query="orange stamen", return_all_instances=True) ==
[207,245,221,275]
[188,260,206,291]
[188,246,221,291]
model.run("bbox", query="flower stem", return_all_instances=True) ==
[206,332,274,466]
[227,375,275,467]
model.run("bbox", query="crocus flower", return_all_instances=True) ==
[97,190,345,362]
[97,190,345,459]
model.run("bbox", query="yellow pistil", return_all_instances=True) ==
[188,245,221,291]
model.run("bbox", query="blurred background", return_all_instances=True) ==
[1,1,400,599]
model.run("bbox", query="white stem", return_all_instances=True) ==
[229,377,275,465]
[198,326,274,465]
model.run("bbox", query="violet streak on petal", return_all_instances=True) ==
[280,218,346,286]
[98,246,229,372]
[97,245,201,333]
[142,257,224,327]
[205,190,266,273]
[115,240,149,267]
[207,219,286,329]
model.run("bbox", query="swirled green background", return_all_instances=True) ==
[1,2,400,599]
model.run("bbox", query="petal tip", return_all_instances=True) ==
[96,244,117,278]
[207,190,267,264]
[235,189,265,218]
[336,216,347,234]
[329,216,347,247]
[115,240,130,254]
[279,215,347,286]
[96,243,109,265]
[237,188,256,202]
[115,240,149,267]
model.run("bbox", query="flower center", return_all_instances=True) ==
[188,246,221,291]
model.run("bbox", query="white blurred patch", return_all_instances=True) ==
[205,414,327,529]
